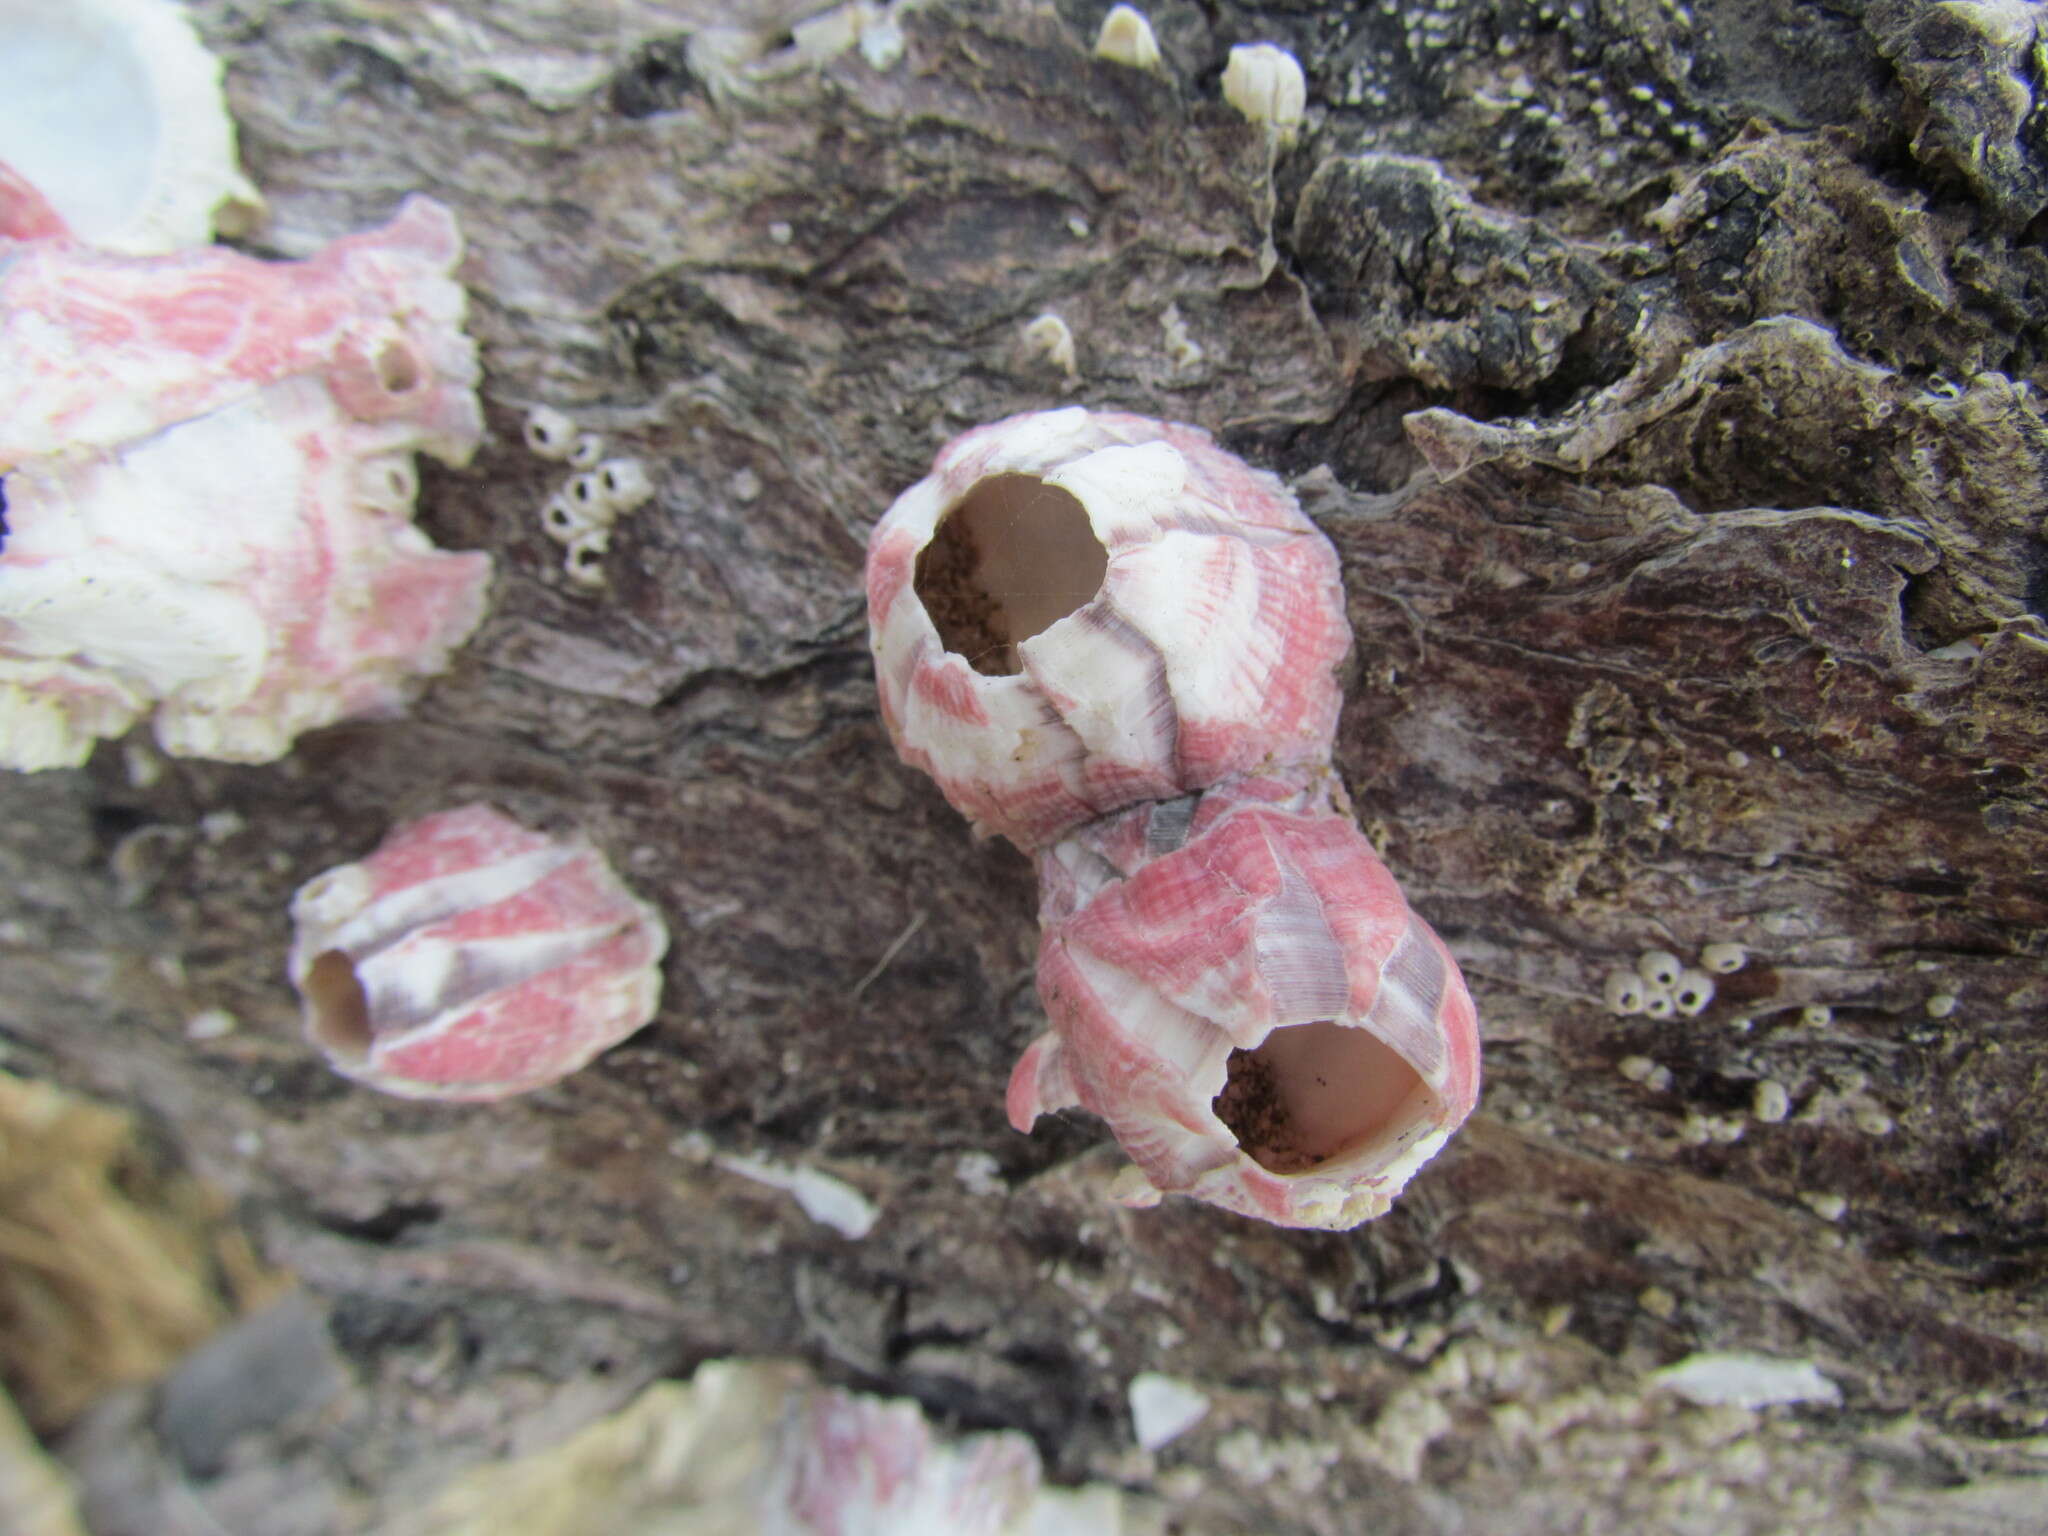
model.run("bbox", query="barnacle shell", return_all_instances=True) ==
[1007,771,1480,1229]
[288,805,668,1101]
[0,0,260,253]
[0,197,490,771]
[866,407,1349,850]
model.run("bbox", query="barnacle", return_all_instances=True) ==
[1011,772,1481,1230]
[867,407,1348,852]
[868,409,1480,1228]
[0,198,490,771]
[288,805,668,1100]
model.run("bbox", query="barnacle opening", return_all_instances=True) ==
[914,474,1106,677]
[304,949,374,1065]
[1213,1021,1431,1175]
[376,340,422,394]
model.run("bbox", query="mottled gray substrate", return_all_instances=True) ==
[4,2,2045,1531]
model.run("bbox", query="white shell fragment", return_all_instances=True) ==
[1221,43,1307,143]
[1651,1352,1841,1410]
[288,804,668,1101]
[0,198,491,771]
[0,0,261,252]
[713,1152,880,1239]
[1129,1373,1210,1451]
[1095,5,1164,71]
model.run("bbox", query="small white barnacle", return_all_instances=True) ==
[1095,5,1163,71]
[1751,1080,1790,1123]
[565,527,611,589]
[1800,1003,1833,1028]
[540,492,592,547]
[1603,969,1647,1015]
[1221,43,1307,144]
[1021,312,1080,381]
[596,457,654,513]
[1636,950,1683,989]
[1925,991,1959,1019]
[565,470,617,525]
[1617,1054,1655,1082]
[1642,989,1676,1021]
[1699,942,1747,975]
[523,405,577,459]
[1672,969,1715,1016]
[568,432,606,470]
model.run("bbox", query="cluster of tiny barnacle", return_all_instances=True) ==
[523,407,654,590]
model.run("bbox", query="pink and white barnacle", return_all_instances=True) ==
[0,197,490,770]
[1008,771,1480,1229]
[866,407,1349,850]
[287,805,669,1101]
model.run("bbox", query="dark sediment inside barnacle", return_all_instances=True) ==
[1214,1021,1431,1176]
[914,473,1107,676]
[303,950,374,1065]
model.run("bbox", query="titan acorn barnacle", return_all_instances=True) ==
[866,407,1349,852]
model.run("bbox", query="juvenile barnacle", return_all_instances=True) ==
[568,432,607,470]
[1220,43,1307,144]
[288,804,668,1100]
[1642,990,1676,1021]
[1095,5,1163,71]
[866,407,1349,851]
[1700,941,1748,975]
[1603,969,1647,1015]
[596,458,654,512]
[523,405,578,460]
[1672,969,1715,1016]
[1009,772,1480,1229]
[1636,949,1683,990]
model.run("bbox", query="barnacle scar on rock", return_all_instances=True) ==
[0,0,261,252]
[867,407,1480,1228]
[1011,771,1481,1230]
[866,407,1349,851]
[288,805,668,1101]
[0,197,491,771]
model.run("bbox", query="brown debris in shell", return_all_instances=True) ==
[1214,1047,1328,1176]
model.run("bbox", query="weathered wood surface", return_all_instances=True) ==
[4,1,2046,1530]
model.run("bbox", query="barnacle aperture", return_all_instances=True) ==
[1215,1022,1431,1176]
[913,474,1106,677]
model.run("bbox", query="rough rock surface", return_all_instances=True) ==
[4,1,2046,1532]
